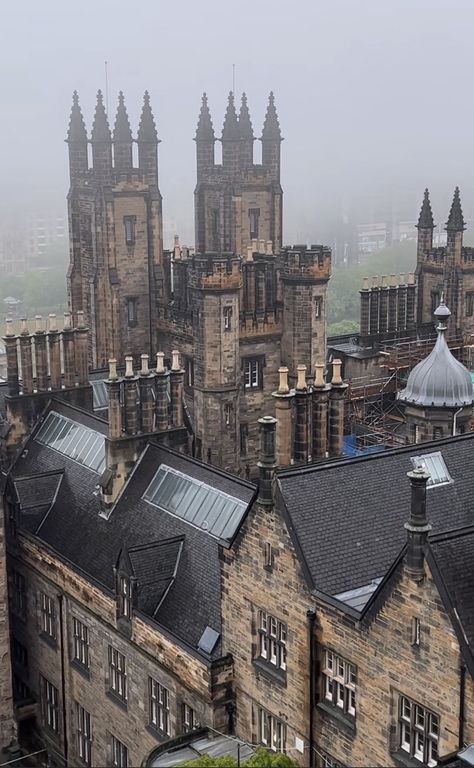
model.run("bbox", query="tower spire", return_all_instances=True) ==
[222,91,240,140]
[113,91,132,142]
[137,91,158,143]
[195,93,215,140]
[261,91,282,141]
[446,186,465,231]
[91,90,111,142]
[66,91,88,143]
[417,188,434,229]
[238,93,254,139]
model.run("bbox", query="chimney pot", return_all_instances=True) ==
[331,359,343,385]
[156,352,165,374]
[314,363,325,387]
[77,310,86,328]
[381,275,388,287]
[259,239,266,254]
[390,273,397,287]
[399,273,406,285]
[5,318,14,337]
[246,245,253,262]
[140,354,149,376]
[20,318,28,335]
[362,277,369,290]
[408,272,415,285]
[108,358,118,381]
[171,350,180,371]
[35,315,43,333]
[266,240,273,255]
[277,366,289,394]
[63,311,72,330]
[125,355,134,378]
[372,275,379,288]
[48,313,57,332]
[296,364,307,391]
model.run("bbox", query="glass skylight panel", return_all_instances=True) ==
[36,411,106,474]
[143,464,247,543]
[91,379,109,410]
[410,451,452,487]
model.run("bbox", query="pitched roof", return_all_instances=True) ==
[11,402,255,659]
[277,433,474,598]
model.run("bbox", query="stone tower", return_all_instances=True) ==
[67,91,164,369]
[194,91,283,257]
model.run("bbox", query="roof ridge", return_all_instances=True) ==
[429,524,474,543]
[128,534,185,553]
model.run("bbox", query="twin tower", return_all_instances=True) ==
[66,90,332,474]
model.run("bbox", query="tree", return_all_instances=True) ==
[180,747,300,767]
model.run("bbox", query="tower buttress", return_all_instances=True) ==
[113,91,133,171]
[91,90,112,177]
[66,91,88,179]
[137,91,160,187]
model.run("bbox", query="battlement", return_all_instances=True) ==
[422,247,446,263]
[280,244,332,283]
[462,247,474,262]
[188,252,242,291]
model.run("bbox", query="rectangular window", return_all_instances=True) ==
[223,306,232,331]
[76,703,92,766]
[224,402,233,427]
[240,424,249,457]
[123,216,136,247]
[108,646,127,701]
[127,298,137,327]
[315,296,323,318]
[10,570,26,620]
[119,577,132,619]
[244,358,262,390]
[40,676,59,733]
[111,735,128,768]
[466,293,474,317]
[40,592,56,640]
[249,209,260,240]
[258,708,286,752]
[73,618,89,668]
[184,356,194,388]
[399,695,438,767]
[182,703,196,733]
[258,610,287,671]
[322,649,356,718]
[149,678,170,735]
[411,617,421,647]
[12,638,28,669]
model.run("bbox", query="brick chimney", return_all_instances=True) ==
[405,466,431,582]
[4,319,19,397]
[328,359,347,458]
[272,366,294,467]
[312,363,330,460]
[294,364,310,464]
[34,316,48,391]
[138,354,155,434]
[155,352,169,432]
[123,356,139,435]
[19,319,33,394]
[170,350,184,427]
[258,416,277,505]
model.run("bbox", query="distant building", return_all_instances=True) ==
[27,211,67,266]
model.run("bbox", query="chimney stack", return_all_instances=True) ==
[312,363,330,460]
[34,316,48,391]
[405,466,431,581]
[139,354,155,434]
[106,359,122,439]
[272,366,294,467]
[4,320,19,396]
[328,359,347,457]
[19,319,33,394]
[155,352,169,432]
[75,310,89,386]
[123,356,139,435]
[48,314,61,390]
[294,364,310,463]
[62,311,76,388]
[170,350,184,427]
[258,416,277,505]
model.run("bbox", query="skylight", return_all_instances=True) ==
[410,451,452,488]
[91,379,108,411]
[143,464,247,544]
[36,411,106,474]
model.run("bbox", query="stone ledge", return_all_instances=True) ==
[316,700,356,736]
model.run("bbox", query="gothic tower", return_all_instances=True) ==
[194,91,283,257]
[67,91,164,369]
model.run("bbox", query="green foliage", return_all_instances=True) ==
[0,241,68,316]
[327,240,416,336]
[180,747,300,768]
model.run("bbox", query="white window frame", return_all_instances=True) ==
[149,678,170,735]
[76,702,92,766]
[223,306,232,331]
[258,610,287,671]
[40,593,56,639]
[182,702,195,733]
[111,734,128,768]
[109,646,127,700]
[322,649,356,718]
[244,358,260,389]
[73,618,89,667]
[399,696,439,767]
[258,708,285,752]
[41,676,59,733]
[119,577,132,619]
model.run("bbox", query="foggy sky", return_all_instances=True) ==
[1,0,473,246]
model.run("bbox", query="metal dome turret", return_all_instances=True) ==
[398,298,473,408]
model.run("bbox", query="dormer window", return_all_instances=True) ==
[119,577,132,619]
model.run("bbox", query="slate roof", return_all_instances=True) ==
[277,433,474,598]
[11,400,256,660]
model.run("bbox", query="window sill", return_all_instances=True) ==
[391,750,425,768]
[253,657,287,687]
[316,701,356,735]
[39,632,57,650]
[70,659,90,681]
[106,689,128,712]
[146,724,171,743]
